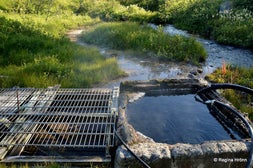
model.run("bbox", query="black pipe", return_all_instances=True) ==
[114,130,151,168]
[196,83,253,95]
[205,100,253,168]
[195,83,253,167]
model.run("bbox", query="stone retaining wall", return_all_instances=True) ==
[115,140,250,168]
[115,78,251,168]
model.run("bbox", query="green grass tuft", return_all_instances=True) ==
[81,22,207,65]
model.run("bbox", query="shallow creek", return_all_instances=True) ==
[67,25,253,88]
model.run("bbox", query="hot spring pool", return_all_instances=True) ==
[126,94,239,144]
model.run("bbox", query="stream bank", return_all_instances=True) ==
[67,24,253,89]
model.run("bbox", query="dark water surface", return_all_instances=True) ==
[127,94,235,144]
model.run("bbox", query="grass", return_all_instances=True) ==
[0,12,125,88]
[0,0,131,88]
[0,44,125,88]
[81,22,207,65]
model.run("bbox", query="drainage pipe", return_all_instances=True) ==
[114,130,151,168]
[195,83,253,168]
[196,83,253,95]
[204,100,253,168]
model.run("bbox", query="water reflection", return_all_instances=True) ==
[127,94,238,144]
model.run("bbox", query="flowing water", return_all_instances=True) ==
[98,24,253,88]
[162,25,253,77]
[67,25,253,88]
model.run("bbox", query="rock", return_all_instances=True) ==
[115,140,250,168]
[201,141,220,155]
[136,131,155,143]
[198,78,209,86]
[225,141,249,152]
[128,92,145,103]
[197,68,203,74]
[188,73,195,79]
[190,68,203,76]
[115,143,171,168]
[171,143,203,158]
[190,70,198,76]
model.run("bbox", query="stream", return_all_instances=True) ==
[67,24,253,88]
[67,25,253,144]
[162,25,253,75]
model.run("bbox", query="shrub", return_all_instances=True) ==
[75,0,156,23]
[159,0,253,49]
[212,9,253,48]
[166,0,222,36]
[233,0,253,11]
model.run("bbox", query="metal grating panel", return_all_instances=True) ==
[0,86,119,159]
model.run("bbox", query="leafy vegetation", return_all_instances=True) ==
[117,0,161,11]
[233,0,253,11]
[74,0,157,22]
[0,0,252,88]
[158,0,253,49]
[0,1,125,88]
[206,65,253,120]
[81,22,206,64]
[213,8,253,48]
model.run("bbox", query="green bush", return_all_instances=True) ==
[159,0,253,48]
[165,0,222,36]
[81,22,207,64]
[213,9,253,48]
[233,0,253,11]
[117,0,161,11]
[75,0,156,22]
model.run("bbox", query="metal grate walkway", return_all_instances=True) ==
[0,86,119,161]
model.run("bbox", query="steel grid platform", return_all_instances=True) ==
[0,86,119,162]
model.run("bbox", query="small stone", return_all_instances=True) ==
[190,70,198,76]
[128,92,145,103]
[171,143,203,158]
[197,68,203,74]
[201,141,219,155]
[188,73,195,78]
